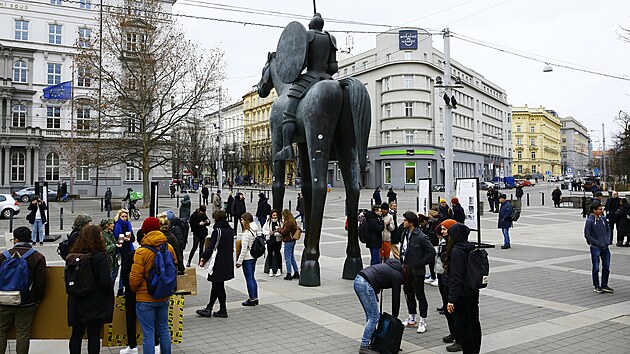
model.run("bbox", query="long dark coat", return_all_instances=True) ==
[615,204,630,237]
[201,219,235,282]
[232,195,246,219]
[67,251,114,326]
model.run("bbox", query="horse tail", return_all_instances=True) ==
[339,77,371,171]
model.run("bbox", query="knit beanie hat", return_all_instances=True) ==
[440,198,446,203]
[441,219,457,230]
[141,217,161,234]
[72,213,92,230]
[164,210,175,221]
[451,197,459,204]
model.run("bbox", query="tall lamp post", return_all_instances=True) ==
[590,124,606,190]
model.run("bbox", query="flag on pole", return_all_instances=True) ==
[43,81,72,100]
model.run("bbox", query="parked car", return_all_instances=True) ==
[528,179,537,186]
[515,179,531,187]
[549,176,559,182]
[480,181,495,190]
[431,184,445,192]
[494,181,506,189]
[0,194,20,219]
[12,186,58,203]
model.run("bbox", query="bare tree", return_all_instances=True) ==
[75,0,224,204]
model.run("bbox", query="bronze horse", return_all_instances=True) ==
[257,52,371,286]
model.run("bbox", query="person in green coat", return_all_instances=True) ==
[100,218,119,286]
[180,194,192,221]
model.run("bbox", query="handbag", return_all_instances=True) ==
[204,229,222,276]
[292,228,302,241]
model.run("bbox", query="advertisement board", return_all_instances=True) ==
[417,178,432,216]
[456,178,479,231]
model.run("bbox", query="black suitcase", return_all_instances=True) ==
[370,291,404,354]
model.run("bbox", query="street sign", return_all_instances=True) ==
[546,170,551,175]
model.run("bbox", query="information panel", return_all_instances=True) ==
[456,178,479,231]
[417,178,432,216]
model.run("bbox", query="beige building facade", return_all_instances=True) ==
[512,106,562,178]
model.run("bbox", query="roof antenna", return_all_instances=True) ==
[312,0,317,14]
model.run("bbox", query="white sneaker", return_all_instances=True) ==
[417,322,427,333]
[269,270,274,277]
[424,278,434,284]
[155,345,161,354]
[402,319,417,327]
[119,347,138,354]
[431,279,439,287]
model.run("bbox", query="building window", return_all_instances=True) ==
[362,61,368,70]
[385,53,391,62]
[530,126,535,133]
[47,107,61,129]
[126,167,142,181]
[80,0,92,9]
[531,151,536,159]
[49,24,62,44]
[126,32,146,53]
[439,107,443,122]
[77,66,90,87]
[50,0,62,4]
[13,61,28,83]
[383,77,390,91]
[76,157,90,181]
[47,63,62,85]
[45,153,60,181]
[384,104,392,118]
[516,125,521,132]
[405,130,414,144]
[404,102,413,117]
[405,162,416,184]
[10,152,25,182]
[76,108,90,130]
[517,151,522,160]
[404,51,412,60]
[517,137,522,145]
[351,65,355,74]
[15,20,29,41]
[530,138,536,146]
[517,165,522,174]
[383,131,391,145]
[384,162,391,184]
[531,165,537,174]
[12,105,27,127]
[78,27,91,48]
[403,75,413,88]
[127,115,138,132]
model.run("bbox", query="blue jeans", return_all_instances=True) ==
[284,241,299,274]
[502,228,510,246]
[354,275,379,347]
[369,247,380,265]
[590,246,611,288]
[136,301,171,354]
[242,259,258,300]
[31,219,44,243]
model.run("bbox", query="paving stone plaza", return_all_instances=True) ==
[2,184,629,353]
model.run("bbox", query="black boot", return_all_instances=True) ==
[292,272,299,279]
[274,113,296,162]
[213,308,228,318]
[196,308,212,317]
[283,274,293,280]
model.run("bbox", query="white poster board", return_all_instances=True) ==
[417,178,431,215]
[456,178,479,231]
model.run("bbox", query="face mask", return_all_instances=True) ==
[272,217,278,222]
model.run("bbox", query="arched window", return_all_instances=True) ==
[13,60,28,83]
[12,104,26,127]
[45,152,59,181]
[10,152,25,182]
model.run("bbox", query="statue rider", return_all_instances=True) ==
[274,13,338,162]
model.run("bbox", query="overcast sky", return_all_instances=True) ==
[172,0,630,145]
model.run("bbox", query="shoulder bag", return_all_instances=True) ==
[204,229,222,276]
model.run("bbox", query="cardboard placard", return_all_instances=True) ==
[175,267,198,296]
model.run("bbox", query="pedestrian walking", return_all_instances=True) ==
[487,187,495,213]
[387,187,397,204]
[231,193,247,233]
[296,193,305,224]
[605,191,621,245]
[197,210,235,318]
[66,225,114,354]
[212,190,222,215]
[372,187,382,206]
[225,191,234,222]
[0,227,48,354]
[614,198,630,247]
[434,219,461,352]
[255,193,271,227]
[354,258,404,354]
[235,212,260,306]
[187,205,210,267]
[451,198,465,223]
[104,187,112,211]
[492,187,500,213]
[380,203,395,261]
[26,195,47,246]
[498,194,513,249]
[169,184,176,199]
[584,201,613,293]
[389,202,402,260]
[113,209,135,296]
[279,209,300,280]
[365,205,385,266]
[552,187,562,207]
[179,194,191,221]
[263,210,283,277]
[445,223,482,354]
[515,185,524,202]
[201,185,209,205]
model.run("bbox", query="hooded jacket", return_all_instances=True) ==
[179,195,191,219]
[584,214,611,249]
[129,230,177,302]
[452,203,465,223]
[365,210,384,249]
[400,226,436,273]
[446,223,477,303]
[358,258,403,317]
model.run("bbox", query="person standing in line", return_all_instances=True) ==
[552,186,562,208]
[235,212,260,306]
[231,193,247,233]
[451,198,465,224]
[255,193,271,228]
[434,219,461,352]
[296,193,305,225]
[387,187,397,204]
[400,211,436,334]
[584,201,613,293]
[380,203,395,261]
[605,191,621,245]
[99,218,119,285]
[486,187,495,213]
[26,195,47,246]
[201,185,209,205]
[169,184,176,199]
[166,210,188,274]
[197,210,235,318]
[0,227,48,354]
[179,194,191,221]
[437,199,453,221]
[187,205,210,267]
[104,187,113,211]
[445,223,482,354]
[419,214,437,286]
[212,190,223,215]
[372,187,382,206]
[492,187,500,213]
[129,218,177,354]
[262,210,283,277]
[279,209,300,280]
[113,209,135,296]
[515,185,524,203]
[389,201,402,259]
[614,198,630,247]
[66,225,114,354]
[354,258,404,354]
[498,194,513,249]
[225,191,234,222]
[365,205,385,266]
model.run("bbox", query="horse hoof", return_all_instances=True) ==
[298,259,321,287]
[342,257,363,280]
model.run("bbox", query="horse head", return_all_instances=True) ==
[257,52,275,98]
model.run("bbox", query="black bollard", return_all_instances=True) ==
[250,190,253,203]
[541,192,545,206]
[289,200,292,211]
[60,207,64,230]
[416,196,419,212]
[100,197,104,212]
[511,194,513,201]
[527,193,530,207]
[107,208,111,218]
[198,194,202,207]
[176,195,180,208]
[71,199,75,214]
[9,209,14,233]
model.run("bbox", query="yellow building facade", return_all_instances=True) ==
[242,89,296,186]
[512,106,562,178]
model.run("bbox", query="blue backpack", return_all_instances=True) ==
[0,248,37,305]
[144,244,177,299]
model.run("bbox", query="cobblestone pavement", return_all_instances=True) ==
[1,184,629,353]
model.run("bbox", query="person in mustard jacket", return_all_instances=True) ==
[129,217,178,354]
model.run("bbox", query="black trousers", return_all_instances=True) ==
[437,274,457,339]
[187,235,205,264]
[403,270,428,318]
[454,294,482,354]
[207,281,227,310]
[69,322,101,354]
[124,293,138,349]
[264,241,283,274]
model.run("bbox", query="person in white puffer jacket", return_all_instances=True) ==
[380,203,396,261]
[235,212,260,306]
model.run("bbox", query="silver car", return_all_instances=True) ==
[12,186,58,203]
[0,194,20,218]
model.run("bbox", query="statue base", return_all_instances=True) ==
[299,259,321,287]
[342,257,363,280]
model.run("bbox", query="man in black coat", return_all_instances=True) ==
[552,187,562,208]
[492,187,500,213]
[201,185,209,205]
[487,187,495,212]
[387,187,397,204]
[515,185,524,202]
[372,187,382,206]
[365,205,384,266]
[166,210,188,274]
[104,187,112,211]
[451,197,466,223]
[255,193,271,227]
[400,211,436,333]
[605,191,621,245]
[231,193,246,232]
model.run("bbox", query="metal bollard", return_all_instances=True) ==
[100,197,104,212]
[250,190,253,203]
[176,195,180,208]
[416,196,419,212]
[511,194,513,201]
[107,209,111,218]
[198,194,202,207]
[9,209,14,233]
[71,199,75,213]
[60,207,64,230]
[541,192,545,206]
[527,193,530,207]
[289,200,292,211]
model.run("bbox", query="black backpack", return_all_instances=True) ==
[248,230,266,259]
[465,248,489,291]
[64,253,98,296]
[358,211,368,243]
[511,206,521,222]
[57,230,79,260]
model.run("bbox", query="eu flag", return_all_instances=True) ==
[43,81,72,100]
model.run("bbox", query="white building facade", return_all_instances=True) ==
[205,100,245,183]
[338,29,512,189]
[0,0,174,197]
[560,116,590,178]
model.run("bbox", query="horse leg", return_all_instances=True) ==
[296,142,316,285]
[271,111,286,213]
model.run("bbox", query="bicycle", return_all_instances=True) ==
[124,200,141,220]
